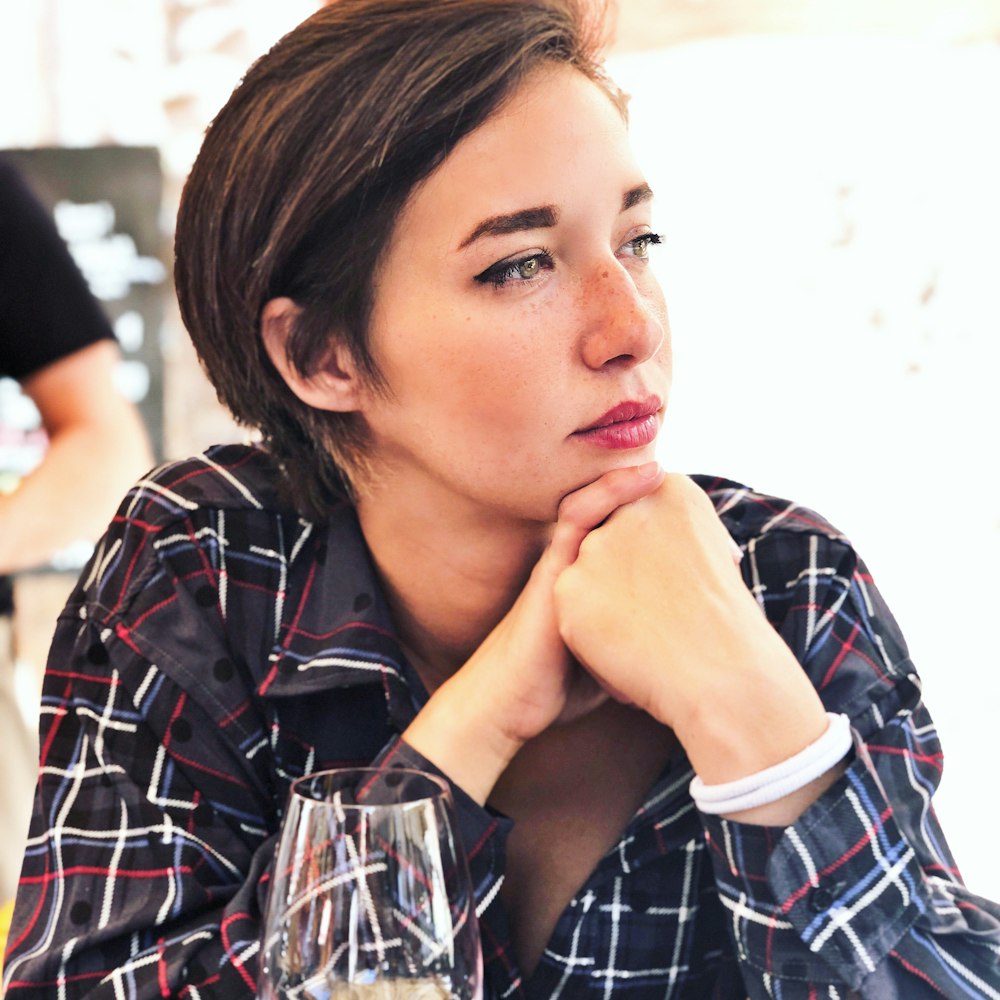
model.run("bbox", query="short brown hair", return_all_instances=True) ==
[174,0,615,520]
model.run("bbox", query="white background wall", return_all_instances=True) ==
[610,37,1000,901]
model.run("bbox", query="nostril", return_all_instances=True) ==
[604,353,634,368]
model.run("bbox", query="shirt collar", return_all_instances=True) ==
[257,502,426,731]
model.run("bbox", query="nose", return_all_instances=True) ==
[577,260,665,371]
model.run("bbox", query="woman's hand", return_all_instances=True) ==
[553,473,830,791]
[402,462,666,803]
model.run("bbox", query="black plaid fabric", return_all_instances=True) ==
[4,445,999,998]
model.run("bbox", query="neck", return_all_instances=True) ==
[356,485,551,692]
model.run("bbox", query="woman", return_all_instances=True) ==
[4,0,998,997]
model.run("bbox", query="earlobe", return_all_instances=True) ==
[260,297,364,412]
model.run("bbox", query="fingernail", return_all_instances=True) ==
[636,461,662,479]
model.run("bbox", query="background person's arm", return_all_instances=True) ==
[0,339,152,573]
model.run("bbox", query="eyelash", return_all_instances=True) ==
[624,232,662,259]
[473,233,663,289]
[474,250,553,288]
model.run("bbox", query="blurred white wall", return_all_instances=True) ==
[0,0,320,193]
[610,35,1000,900]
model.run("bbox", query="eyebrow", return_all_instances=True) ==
[459,207,557,249]
[458,183,655,250]
[623,183,654,211]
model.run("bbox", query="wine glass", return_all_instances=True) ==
[259,767,483,999]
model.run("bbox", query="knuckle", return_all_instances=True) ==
[553,564,577,603]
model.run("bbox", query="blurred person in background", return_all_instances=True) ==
[0,157,152,912]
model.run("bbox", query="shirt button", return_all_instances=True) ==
[809,884,837,912]
[213,657,235,682]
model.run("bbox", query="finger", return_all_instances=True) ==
[547,461,666,568]
[667,473,744,567]
[591,670,634,707]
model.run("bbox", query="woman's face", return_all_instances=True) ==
[355,63,671,524]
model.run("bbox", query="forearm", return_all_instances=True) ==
[4,637,269,998]
[672,632,846,826]
[6,839,274,1000]
[402,668,522,806]
[0,401,151,573]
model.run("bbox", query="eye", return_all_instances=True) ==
[619,232,662,260]
[474,250,554,288]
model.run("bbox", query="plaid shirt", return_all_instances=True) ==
[4,444,999,999]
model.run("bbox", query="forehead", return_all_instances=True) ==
[392,64,640,250]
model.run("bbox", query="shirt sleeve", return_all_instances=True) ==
[1,581,283,998]
[371,737,513,917]
[1,469,514,999]
[0,159,114,380]
[699,531,1000,998]
[4,477,336,998]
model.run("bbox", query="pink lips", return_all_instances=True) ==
[573,395,662,450]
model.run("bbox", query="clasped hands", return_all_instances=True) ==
[405,463,835,822]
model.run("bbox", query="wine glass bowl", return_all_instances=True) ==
[259,767,482,999]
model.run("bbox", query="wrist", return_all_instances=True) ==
[690,712,853,822]
[718,759,849,826]
[402,672,523,805]
[666,625,830,785]
[678,700,831,787]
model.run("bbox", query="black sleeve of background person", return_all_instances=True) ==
[0,157,115,381]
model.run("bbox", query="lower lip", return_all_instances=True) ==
[574,413,659,450]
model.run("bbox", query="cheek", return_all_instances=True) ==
[375,296,564,432]
[449,311,560,407]
[659,329,674,376]
[445,356,548,429]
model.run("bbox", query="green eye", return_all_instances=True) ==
[624,233,662,259]
[475,251,554,288]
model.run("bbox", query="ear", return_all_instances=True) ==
[260,297,365,412]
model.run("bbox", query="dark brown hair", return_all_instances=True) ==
[174,0,614,520]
